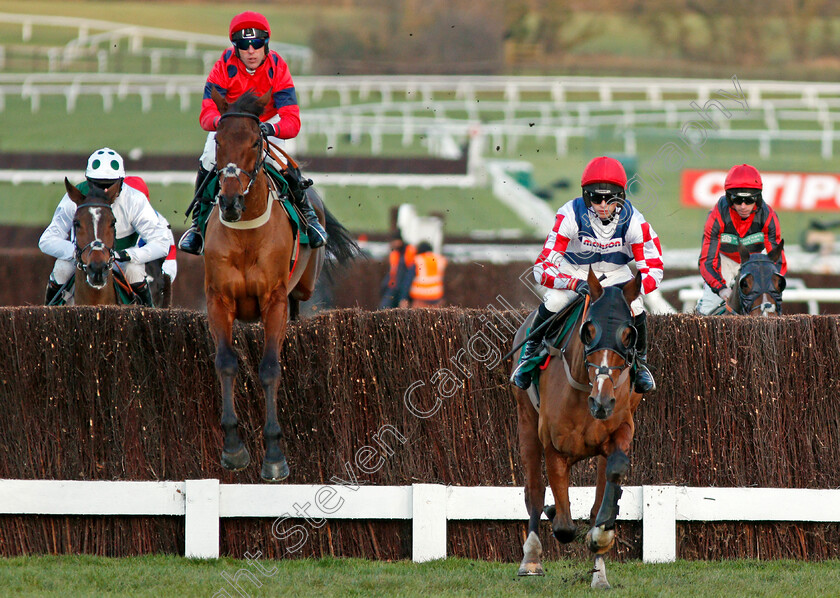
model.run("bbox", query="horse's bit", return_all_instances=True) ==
[74,201,116,273]
[216,111,267,199]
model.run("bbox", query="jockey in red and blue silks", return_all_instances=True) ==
[178,10,327,255]
[696,163,786,315]
[511,156,664,393]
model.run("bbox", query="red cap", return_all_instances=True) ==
[581,156,627,188]
[229,11,271,40]
[124,176,150,201]
[724,164,762,190]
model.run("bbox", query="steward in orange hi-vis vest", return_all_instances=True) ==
[410,242,447,306]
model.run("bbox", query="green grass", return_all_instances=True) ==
[1,555,840,597]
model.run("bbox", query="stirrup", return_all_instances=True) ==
[178,226,204,255]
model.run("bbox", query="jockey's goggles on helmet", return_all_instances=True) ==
[583,182,625,206]
[728,188,761,206]
[233,37,267,51]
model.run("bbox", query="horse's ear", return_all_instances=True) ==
[587,266,603,300]
[257,90,271,111]
[623,271,643,305]
[65,177,84,205]
[738,243,750,263]
[211,87,228,114]
[767,239,785,263]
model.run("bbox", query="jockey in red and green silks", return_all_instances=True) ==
[178,10,327,256]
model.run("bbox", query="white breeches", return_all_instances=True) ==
[541,267,645,315]
[695,255,739,315]
[51,259,146,285]
[199,117,286,172]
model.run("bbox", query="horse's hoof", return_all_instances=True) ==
[261,458,290,482]
[221,445,251,471]
[543,504,556,521]
[517,562,545,576]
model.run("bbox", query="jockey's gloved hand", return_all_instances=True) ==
[574,280,590,296]
[718,287,732,301]
[116,250,131,263]
[259,122,276,138]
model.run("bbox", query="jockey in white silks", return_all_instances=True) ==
[39,147,170,306]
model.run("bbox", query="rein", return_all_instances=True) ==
[74,201,116,273]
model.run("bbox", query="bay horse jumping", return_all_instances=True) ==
[512,268,644,589]
[64,178,119,306]
[205,88,357,481]
[723,240,786,316]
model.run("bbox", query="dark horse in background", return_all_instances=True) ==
[511,269,645,589]
[720,240,785,316]
[205,88,358,481]
[64,178,119,306]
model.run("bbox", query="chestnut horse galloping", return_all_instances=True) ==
[64,178,119,306]
[511,268,644,589]
[205,89,357,481]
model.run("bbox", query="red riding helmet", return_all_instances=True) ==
[725,164,762,190]
[581,156,628,188]
[724,164,763,207]
[581,156,627,209]
[229,11,271,40]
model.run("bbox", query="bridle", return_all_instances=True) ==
[216,111,267,198]
[733,257,785,315]
[74,201,116,274]
[579,291,637,391]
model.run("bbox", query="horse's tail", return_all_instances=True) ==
[324,207,363,272]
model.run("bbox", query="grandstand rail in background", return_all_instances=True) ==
[4,74,840,157]
[0,12,312,74]
[2,479,839,563]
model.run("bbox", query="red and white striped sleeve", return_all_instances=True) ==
[533,205,580,290]
[628,214,664,295]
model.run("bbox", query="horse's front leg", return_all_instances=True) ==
[514,390,545,576]
[259,288,290,482]
[544,445,576,543]
[586,424,633,590]
[208,294,250,471]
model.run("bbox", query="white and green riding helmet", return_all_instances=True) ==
[85,147,125,190]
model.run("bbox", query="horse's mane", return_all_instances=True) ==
[228,92,264,118]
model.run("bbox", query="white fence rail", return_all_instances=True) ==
[1,479,838,563]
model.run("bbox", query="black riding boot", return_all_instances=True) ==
[178,166,213,255]
[511,303,554,390]
[633,312,656,393]
[45,280,62,306]
[131,281,155,308]
[284,170,327,248]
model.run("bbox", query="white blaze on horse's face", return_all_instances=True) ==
[89,207,102,245]
[759,295,777,316]
[595,352,611,393]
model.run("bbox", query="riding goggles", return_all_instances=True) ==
[233,38,266,51]
[728,190,761,205]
